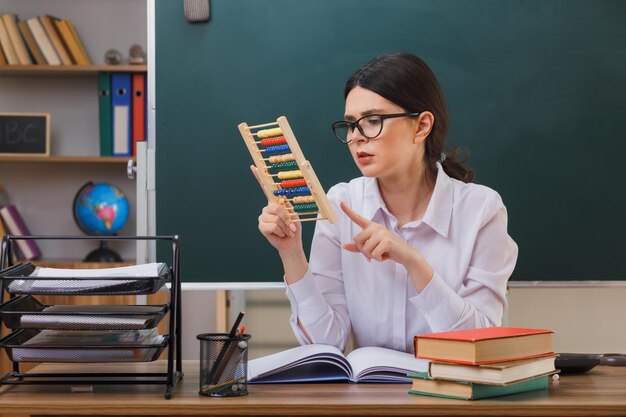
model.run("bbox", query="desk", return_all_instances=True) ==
[1,361,625,416]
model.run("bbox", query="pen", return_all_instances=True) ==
[209,311,245,384]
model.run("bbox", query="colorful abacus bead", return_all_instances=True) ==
[263,144,291,155]
[260,136,287,147]
[257,128,283,138]
[268,161,298,173]
[292,196,316,204]
[268,153,295,163]
[293,203,319,213]
[280,179,307,188]
[277,170,303,180]
[274,186,310,197]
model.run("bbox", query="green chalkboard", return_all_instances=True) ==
[155,0,626,282]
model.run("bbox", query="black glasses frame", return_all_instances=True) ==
[331,112,420,143]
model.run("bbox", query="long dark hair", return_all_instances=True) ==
[344,52,475,183]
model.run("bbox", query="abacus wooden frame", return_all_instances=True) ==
[238,116,337,224]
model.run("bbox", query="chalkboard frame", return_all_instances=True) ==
[0,112,50,157]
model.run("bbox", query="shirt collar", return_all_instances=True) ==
[360,162,453,237]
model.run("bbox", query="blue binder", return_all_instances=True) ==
[111,73,132,156]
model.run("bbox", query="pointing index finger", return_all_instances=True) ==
[340,201,370,229]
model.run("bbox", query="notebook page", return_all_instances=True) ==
[347,347,429,381]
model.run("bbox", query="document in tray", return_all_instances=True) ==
[12,329,165,362]
[20,305,164,330]
[247,344,429,383]
[31,262,166,277]
[7,263,166,293]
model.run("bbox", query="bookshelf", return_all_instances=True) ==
[0,65,147,76]
[0,0,147,262]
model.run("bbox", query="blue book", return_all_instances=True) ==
[111,73,132,156]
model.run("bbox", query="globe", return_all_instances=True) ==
[73,182,129,236]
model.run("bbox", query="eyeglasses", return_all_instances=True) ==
[331,112,420,143]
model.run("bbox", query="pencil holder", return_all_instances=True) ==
[197,332,251,396]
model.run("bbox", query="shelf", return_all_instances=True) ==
[0,155,133,164]
[0,65,147,77]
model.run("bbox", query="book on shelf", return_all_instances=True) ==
[408,371,549,401]
[65,19,91,65]
[0,43,7,65]
[0,15,19,65]
[428,355,557,385]
[247,343,429,383]
[1,13,32,65]
[17,20,46,65]
[26,17,60,65]
[54,18,89,65]
[0,205,42,261]
[414,327,554,365]
[39,15,73,65]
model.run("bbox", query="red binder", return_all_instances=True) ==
[132,73,146,156]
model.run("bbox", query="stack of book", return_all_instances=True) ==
[409,327,556,400]
[0,13,91,66]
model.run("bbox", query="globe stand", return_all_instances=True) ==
[83,240,123,263]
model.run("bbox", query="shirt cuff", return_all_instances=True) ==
[409,272,465,333]
[284,267,329,327]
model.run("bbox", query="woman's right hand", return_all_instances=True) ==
[251,166,303,255]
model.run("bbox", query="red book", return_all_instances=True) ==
[131,72,146,156]
[414,327,554,365]
[0,205,42,260]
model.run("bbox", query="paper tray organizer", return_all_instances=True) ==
[0,329,169,363]
[0,295,169,330]
[0,262,170,295]
[0,235,183,399]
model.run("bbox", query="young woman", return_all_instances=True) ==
[253,52,518,354]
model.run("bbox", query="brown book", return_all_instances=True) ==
[0,43,7,65]
[415,327,554,365]
[17,20,46,65]
[39,15,73,65]
[54,19,87,65]
[0,14,19,64]
[1,13,32,65]
[64,19,91,65]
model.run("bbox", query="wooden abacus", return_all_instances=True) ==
[238,116,337,224]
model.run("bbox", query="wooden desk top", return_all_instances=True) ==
[1,361,625,416]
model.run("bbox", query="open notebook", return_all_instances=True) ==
[248,344,429,383]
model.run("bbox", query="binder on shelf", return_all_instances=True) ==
[39,15,73,65]
[0,206,42,261]
[0,16,19,65]
[17,20,46,65]
[98,72,113,156]
[132,73,146,156]
[1,14,32,65]
[111,73,132,156]
[26,17,60,65]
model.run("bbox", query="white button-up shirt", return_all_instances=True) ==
[285,163,518,354]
